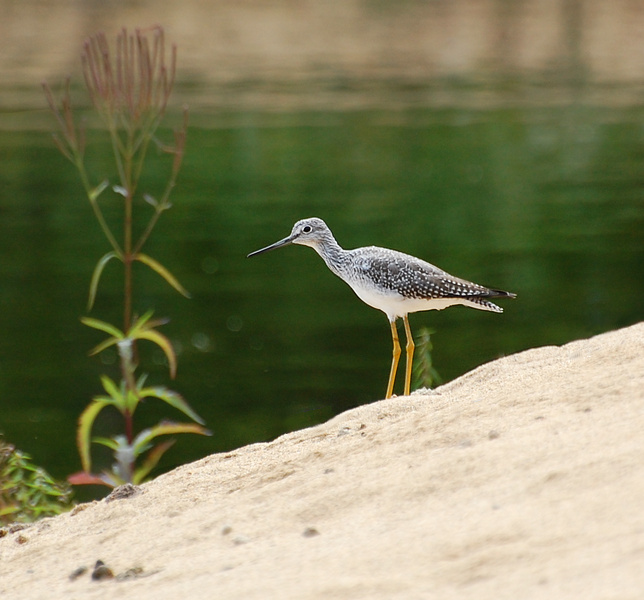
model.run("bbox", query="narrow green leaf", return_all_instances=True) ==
[143,193,158,208]
[135,253,191,298]
[88,337,119,357]
[89,179,109,202]
[140,386,206,425]
[100,374,119,398]
[99,375,126,410]
[81,317,124,339]
[88,251,121,311]
[132,440,175,484]
[77,399,112,473]
[125,386,141,415]
[132,422,211,456]
[91,436,120,450]
[136,373,149,389]
[92,393,123,410]
[136,329,177,378]
[126,310,156,337]
[0,506,21,517]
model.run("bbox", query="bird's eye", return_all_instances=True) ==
[302,225,312,233]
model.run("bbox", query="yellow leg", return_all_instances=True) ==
[385,319,401,399]
[403,315,414,396]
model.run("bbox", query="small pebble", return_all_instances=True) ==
[91,560,114,581]
[232,535,250,546]
[69,566,88,581]
[105,483,141,503]
[302,527,320,538]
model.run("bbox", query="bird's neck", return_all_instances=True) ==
[311,237,349,277]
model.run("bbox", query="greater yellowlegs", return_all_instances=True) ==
[248,217,515,399]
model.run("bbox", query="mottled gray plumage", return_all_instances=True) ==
[248,217,516,398]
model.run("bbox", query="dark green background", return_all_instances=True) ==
[1,104,643,496]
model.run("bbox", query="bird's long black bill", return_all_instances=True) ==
[247,236,293,258]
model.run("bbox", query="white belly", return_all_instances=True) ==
[349,283,469,321]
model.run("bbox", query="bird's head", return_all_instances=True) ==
[247,217,331,257]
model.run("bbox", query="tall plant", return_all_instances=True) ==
[43,27,209,488]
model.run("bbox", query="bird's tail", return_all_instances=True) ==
[466,289,516,313]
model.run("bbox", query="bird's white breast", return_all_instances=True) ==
[347,281,468,321]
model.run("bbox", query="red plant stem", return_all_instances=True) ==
[122,147,135,453]
[123,215,132,333]
[123,140,134,332]
[124,409,133,446]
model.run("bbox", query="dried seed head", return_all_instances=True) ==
[42,77,86,161]
[81,26,177,128]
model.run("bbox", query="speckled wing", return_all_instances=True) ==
[355,246,508,312]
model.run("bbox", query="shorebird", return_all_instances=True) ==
[248,217,515,399]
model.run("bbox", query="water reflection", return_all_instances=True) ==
[1,104,643,491]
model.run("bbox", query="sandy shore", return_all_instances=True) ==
[2,322,643,599]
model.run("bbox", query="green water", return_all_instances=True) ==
[1,105,643,492]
